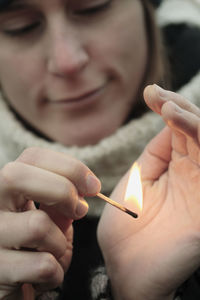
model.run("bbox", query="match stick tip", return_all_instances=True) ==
[126,210,138,219]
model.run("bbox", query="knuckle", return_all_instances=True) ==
[17,147,42,165]
[28,210,52,242]
[0,162,18,187]
[58,248,72,272]
[38,253,62,283]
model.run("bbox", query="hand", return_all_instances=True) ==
[0,148,101,299]
[98,85,200,300]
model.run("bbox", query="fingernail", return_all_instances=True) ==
[86,174,101,195]
[154,84,168,98]
[75,198,88,218]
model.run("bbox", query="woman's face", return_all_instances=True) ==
[0,0,148,146]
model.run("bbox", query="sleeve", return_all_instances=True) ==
[90,266,182,300]
[90,266,200,300]
[90,266,113,300]
[36,287,61,300]
[174,268,200,300]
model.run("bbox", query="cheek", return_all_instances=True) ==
[0,51,43,107]
[88,3,147,83]
[110,11,147,76]
[93,24,147,111]
[0,53,28,91]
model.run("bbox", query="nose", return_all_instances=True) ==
[47,28,89,77]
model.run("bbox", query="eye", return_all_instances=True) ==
[2,21,41,37]
[74,0,112,16]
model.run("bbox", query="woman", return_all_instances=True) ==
[0,0,200,299]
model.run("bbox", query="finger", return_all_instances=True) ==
[143,85,200,166]
[161,101,200,163]
[161,101,200,145]
[16,147,101,196]
[137,127,172,181]
[0,161,88,219]
[57,222,73,270]
[58,237,73,273]
[171,131,187,158]
[161,101,188,157]
[0,210,67,260]
[144,84,200,118]
[0,249,64,291]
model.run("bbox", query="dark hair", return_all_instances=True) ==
[149,0,162,7]
[0,0,13,10]
[142,0,169,87]
[0,0,163,10]
[126,0,170,120]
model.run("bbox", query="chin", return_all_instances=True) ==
[62,135,103,147]
[58,128,115,147]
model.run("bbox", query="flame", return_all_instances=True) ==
[124,162,143,212]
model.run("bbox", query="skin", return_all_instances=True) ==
[0,0,148,146]
[98,84,200,300]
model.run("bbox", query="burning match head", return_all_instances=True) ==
[125,208,138,219]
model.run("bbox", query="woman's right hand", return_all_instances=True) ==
[0,147,101,300]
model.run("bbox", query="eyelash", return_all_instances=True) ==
[2,1,112,37]
[3,21,41,36]
[75,0,112,15]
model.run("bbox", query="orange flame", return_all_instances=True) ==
[124,162,143,212]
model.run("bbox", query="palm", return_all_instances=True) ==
[98,86,200,299]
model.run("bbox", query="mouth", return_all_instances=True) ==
[48,84,106,108]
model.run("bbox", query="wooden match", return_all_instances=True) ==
[96,192,138,219]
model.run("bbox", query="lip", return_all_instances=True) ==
[49,84,106,108]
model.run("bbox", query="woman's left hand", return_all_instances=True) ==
[98,85,200,300]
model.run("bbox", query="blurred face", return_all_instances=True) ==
[0,0,148,146]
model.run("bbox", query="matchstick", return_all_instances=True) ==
[96,192,138,219]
